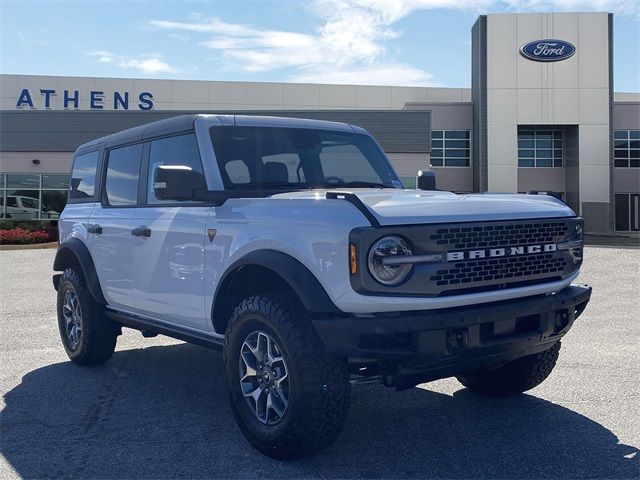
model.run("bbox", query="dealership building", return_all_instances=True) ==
[0,12,638,233]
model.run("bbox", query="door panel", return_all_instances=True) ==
[631,194,639,232]
[88,207,136,308]
[128,132,211,331]
[130,206,211,331]
[87,142,142,310]
[615,194,630,232]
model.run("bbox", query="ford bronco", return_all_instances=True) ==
[53,114,591,458]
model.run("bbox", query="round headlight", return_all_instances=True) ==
[367,236,413,286]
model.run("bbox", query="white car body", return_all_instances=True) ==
[58,114,580,337]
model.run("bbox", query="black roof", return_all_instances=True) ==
[77,114,199,151]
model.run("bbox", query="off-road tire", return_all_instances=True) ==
[224,292,351,459]
[56,268,119,365]
[456,341,561,396]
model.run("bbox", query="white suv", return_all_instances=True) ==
[53,114,591,458]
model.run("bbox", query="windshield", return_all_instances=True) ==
[210,126,402,191]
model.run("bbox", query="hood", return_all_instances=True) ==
[270,189,576,226]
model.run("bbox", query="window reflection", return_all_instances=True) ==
[0,174,70,220]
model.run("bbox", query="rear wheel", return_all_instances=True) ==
[224,292,351,459]
[457,342,561,396]
[56,268,120,365]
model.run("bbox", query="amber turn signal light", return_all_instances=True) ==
[349,243,357,275]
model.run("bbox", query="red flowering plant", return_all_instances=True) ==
[0,228,50,245]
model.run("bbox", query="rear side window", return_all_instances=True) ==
[147,133,205,204]
[69,151,99,200]
[104,144,143,206]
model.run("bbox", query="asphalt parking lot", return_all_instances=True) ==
[1,247,638,479]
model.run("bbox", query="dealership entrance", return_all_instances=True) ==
[615,193,640,231]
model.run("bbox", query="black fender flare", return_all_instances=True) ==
[53,238,106,305]
[213,249,341,319]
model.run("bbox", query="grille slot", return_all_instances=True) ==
[430,253,567,287]
[430,221,569,250]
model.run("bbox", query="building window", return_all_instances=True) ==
[614,130,640,168]
[518,128,563,168]
[430,130,470,167]
[0,173,69,220]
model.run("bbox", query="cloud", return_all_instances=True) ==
[85,50,176,74]
[148,2,443,85]
[17,29,50,47]
[290,63,435,86]
[147,0,638,85]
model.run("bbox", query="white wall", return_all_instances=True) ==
[485,12,611,213]
[1,74,473,112]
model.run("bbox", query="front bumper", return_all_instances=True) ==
[313,284,591,387]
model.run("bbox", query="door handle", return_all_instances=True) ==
[131,225,151,237]
[87,224,102,234]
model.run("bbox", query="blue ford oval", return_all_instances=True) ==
[520,39,576,62]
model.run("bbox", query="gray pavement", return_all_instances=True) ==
[1,247,639,479]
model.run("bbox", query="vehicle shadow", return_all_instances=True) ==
[1,343,637,479]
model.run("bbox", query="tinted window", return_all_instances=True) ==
[105,144,142,206]
[7,174,39,188]
[147,134,204,204]
[319,144,378,182]
[225,160,251,184]
[70,151,99,199]
[210,126,399,190]
[42,174,70,189]
[5,190,40,219]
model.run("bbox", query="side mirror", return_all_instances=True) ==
[416,169,436,191]
[153,165,206,201]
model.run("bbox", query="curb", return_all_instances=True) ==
[0,241,58,251]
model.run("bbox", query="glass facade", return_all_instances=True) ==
[615,193,639,231]
[518,127,563,168]
[430,130,470,167]
[614,130,640,168]
[0,173,69,220]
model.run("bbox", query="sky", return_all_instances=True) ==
[1,0,639,91]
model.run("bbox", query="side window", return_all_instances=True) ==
[104,144,143,206]
[69,151,99,199]
[147,133,205,204]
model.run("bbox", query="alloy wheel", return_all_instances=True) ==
[62,289,82,349]
[239,331,290,425]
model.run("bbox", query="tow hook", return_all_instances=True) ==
[447,328,468,353]
[554,310,570,334]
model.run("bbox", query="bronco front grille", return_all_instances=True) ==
[429,221,569,250]
[349,217,582,297]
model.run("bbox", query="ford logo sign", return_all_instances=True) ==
[520,39,576,62]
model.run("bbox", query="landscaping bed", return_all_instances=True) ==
[0,221,58,246]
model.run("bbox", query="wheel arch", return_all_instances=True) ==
[212,250,340,335]
[53,238,106,305]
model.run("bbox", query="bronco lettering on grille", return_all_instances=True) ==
[446,244,557,262]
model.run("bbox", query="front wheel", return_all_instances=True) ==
[56,268,120,365]
[223,292,351,459]
[457,342,561,396]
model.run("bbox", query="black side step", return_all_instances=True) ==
[105,309,224,351]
